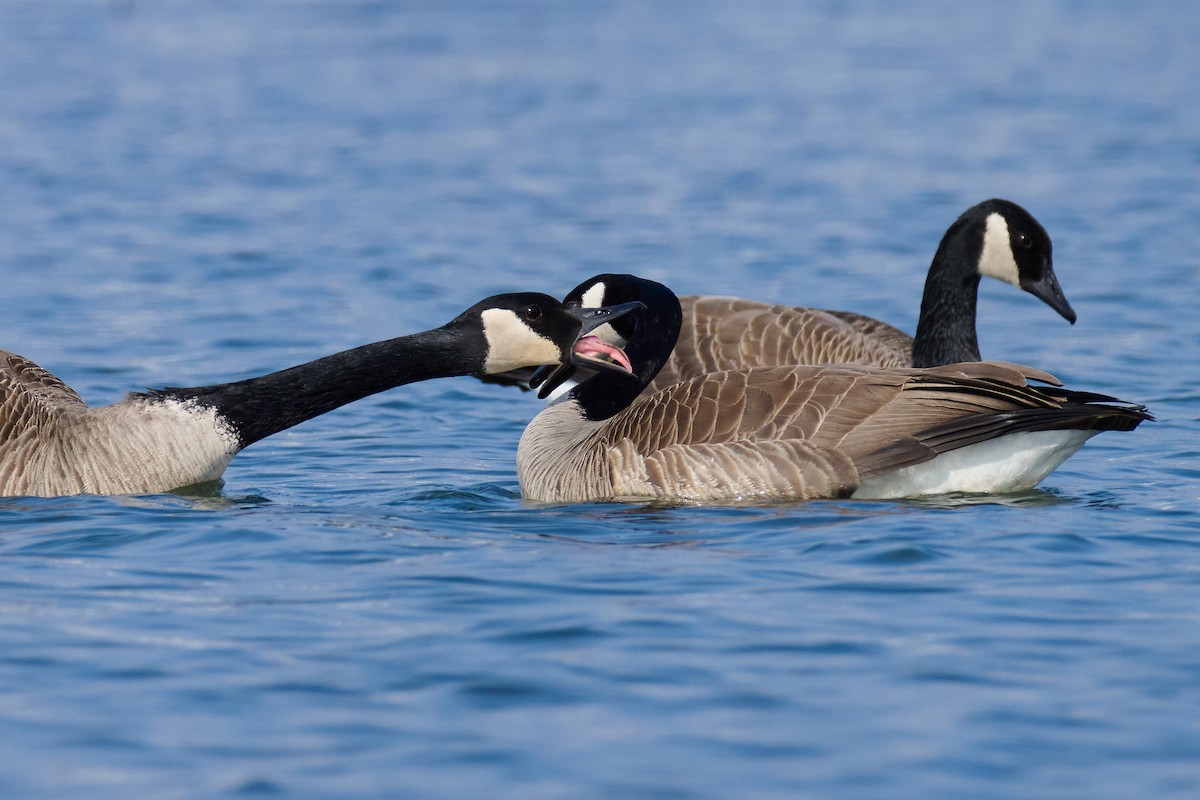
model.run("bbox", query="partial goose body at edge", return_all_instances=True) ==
[3,406,237,498]
[0,350,243,497]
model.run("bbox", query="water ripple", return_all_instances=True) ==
[0,3,1197,799]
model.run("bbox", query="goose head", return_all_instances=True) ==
[459,292,646,375]
[912,199,1077,368]
[958,198,1076,323]
[532,274,682,417]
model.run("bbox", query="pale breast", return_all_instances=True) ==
[0,398,239,497]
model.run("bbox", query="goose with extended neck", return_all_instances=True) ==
[0,293,640,498]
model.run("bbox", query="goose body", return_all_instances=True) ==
[648,199,1075,393]
[0,293,640,498]
[0,358,239,496]
[517,275,1149,505]
[648,296,915,392]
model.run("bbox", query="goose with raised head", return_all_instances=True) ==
[0,293,641,498]
[649,199,1075,392]
[517,274,1148,505]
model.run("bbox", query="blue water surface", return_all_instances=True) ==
[1,2,1198,798]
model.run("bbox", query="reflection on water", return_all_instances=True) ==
[899,487,1075,509]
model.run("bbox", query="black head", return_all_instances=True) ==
[452,291,644,376]
[532,274,682,418]
[959,198,1076,324]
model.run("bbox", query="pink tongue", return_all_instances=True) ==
[573,335,633,373]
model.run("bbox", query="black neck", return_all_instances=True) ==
[571,367,654,422]
[145,325,482,448]
[911,225,983,368]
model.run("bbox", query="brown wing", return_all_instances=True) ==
[823,309,916,363]
[599,365,909,500]
[595,361,1144,501]
[649,296,914,393]
[0,350,87,445]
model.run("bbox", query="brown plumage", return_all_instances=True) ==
[648,296,915,391]
[520,359,1146,504]
[642,199,1077,393]
[0,350,86,439]
[517,275,1149,506]
[482,201,1076,397]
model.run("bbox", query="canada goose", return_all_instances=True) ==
[649,198,1075,391]
[517,274,1149,504]
[0,293,641,498]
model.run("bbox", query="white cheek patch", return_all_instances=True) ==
[580,282,607,309]
[978,213,1021,287]
[578,282,625,345]
[480,308,562,374]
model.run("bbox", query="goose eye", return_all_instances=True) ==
[522,303,542,321]
[1014,231,1033,249]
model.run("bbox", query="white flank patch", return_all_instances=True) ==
[977,212,1021,286]
[480,308,562,374]
[852,430,1096,500]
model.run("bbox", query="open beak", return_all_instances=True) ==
[529,300,643,399]
[573,300,645,338]
[571,334,633,374]
[1022,267,1077,324]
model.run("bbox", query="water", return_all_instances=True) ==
[1,1,1198,797]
